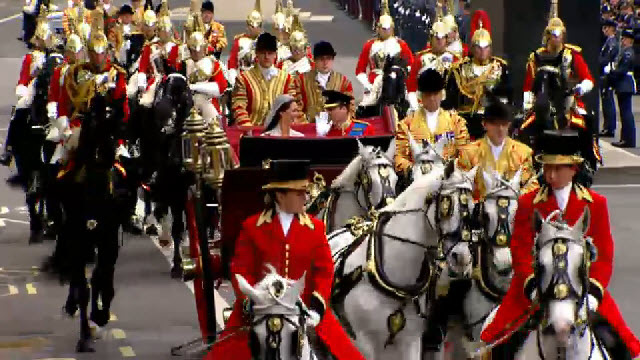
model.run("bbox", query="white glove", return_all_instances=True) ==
[442,53,454,63]
[604,64,611,74]
[407,92,420,111]
[356,73,373,93]
[578,294,599,320]
[190,82,221,97]
[575,79,593,96]
[306,310,321,327]
[137,72,147,90]
[116,144,130,158]
[54,116,69,132]
[96,73,109,85]
[15,85,28,98]
[315,112,332,137]
[46,101,58,120]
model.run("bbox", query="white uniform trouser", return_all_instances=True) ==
[139,74,162,108]
[193,93,219,124]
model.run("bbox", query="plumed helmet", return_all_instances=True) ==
[431,20,449,39]
[246,0,263,27]
[377,0,393,30]
[470,10,492,48]
[288,13,307,50]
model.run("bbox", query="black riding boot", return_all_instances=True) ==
[422,296,449,351]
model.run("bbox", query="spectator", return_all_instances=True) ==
[458,2,472,44]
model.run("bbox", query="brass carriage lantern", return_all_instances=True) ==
[182,107,207,173]
[202,116,236,188]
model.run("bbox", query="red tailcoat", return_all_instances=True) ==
[326,120,375,137]
[356,37,414,84]
[480,185,640,357]
[205,210,365,360]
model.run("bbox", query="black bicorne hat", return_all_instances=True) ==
[418,68,445,93]
[535,130,584,165]
[255,32,278,52]
[313,41,337,58]
[262,160,311,190]
[322,90,353,109]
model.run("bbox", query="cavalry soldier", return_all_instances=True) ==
[317,90,374,137]
[184,18,228,124]
[457,95,538,201]
[232,32,298,127]
[135,6,161,107]
[201,0,227,59]
[227,0,263,87]
[273,0,291,63]
[442,13,469,59]
[521,10,594,130]
[154,0,181,74]
[277,13,314,75]
[62,0,89,38]
[480,130,640,359]
[57,8,130,351]
[298,41,353,123]
[205,160,366,360]
[606,28,636,148]
[395,69,469,173]
[445,10,510,140]
[355,0,413,97]
[407,19,457,112]
[0,6,59,168]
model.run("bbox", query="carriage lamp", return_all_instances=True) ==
[182,107,207,173]
[202,116,236,188]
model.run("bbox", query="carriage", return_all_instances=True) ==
[176,107,397,351]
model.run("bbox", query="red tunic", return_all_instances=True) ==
[48,64,73,118]
[326,120,375,137]
[356,37,414,84]
[480,186,640,357]
[206,59,229,112]
[204,210,365,360]
[275,46,314,69]
[18,53,35,86]
[228,33,251,71]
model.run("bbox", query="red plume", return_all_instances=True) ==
[471,9,492,37]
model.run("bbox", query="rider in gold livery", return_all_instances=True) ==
[444,10,510,140]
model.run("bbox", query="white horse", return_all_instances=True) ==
[515,209,609,359]
[235,266,317,360]
[329,162,477,360]
[462,169,521,344]
[407,135,447,183]
[319,139,397,233]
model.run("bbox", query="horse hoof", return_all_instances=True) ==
[90,309,110,327]
[145,224,159,236]
[62,303,77,318]
[76,339,95,353]
[170,266,183,279]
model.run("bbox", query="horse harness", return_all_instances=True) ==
[248,301,311,360]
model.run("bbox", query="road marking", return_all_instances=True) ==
[26,283,37,294]
[308,15,334,22]
[0,206,8,215]
[0,13,21,25]
[593,184,640,189]
[0,219,4,227]
[0,218,30,225]
[0,284,19,297]
[36,358,76,360]
[119,346,136,357]
[111,328,126,339]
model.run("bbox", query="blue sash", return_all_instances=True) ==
[348,122,368,136]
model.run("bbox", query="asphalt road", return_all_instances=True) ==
[1,0,640,359]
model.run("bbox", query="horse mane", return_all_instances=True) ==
[331,154,364,189]
[383,166,444,211]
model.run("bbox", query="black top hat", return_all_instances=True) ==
[484,100,512,123]
[313,41,337,58]
[622,27,635,39]
[602,18,617,28]
[119,4,134,15]
[323,90,353,109]
[255,32,278,52]
[418,69,445,93]
[535,130,584,165]
[262,160,311,190]
[202,0,214,13]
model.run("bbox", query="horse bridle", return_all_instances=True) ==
[354,161,395,211]
[249,302,310,360]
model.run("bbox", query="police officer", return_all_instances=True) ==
[600,18,619,137]
[607,28,637,148]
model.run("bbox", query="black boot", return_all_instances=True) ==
[0,150,12,166]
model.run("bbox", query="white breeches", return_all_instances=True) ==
[193,93,219,124]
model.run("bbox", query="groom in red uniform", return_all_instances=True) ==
[206,160,364,360]
[481,130,640,359]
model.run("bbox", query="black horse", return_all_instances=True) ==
[518,52,599,185]
[356,55,410,121]
[148,73,195,278]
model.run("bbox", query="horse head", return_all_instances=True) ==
[408,135,447,182]
[154,73,193,135]
[433,161,478,278]
[533,208,593,346]
[235,266,312,360]
[332,139,398,212]
[532,52,571,130]
[477,169,522,286]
